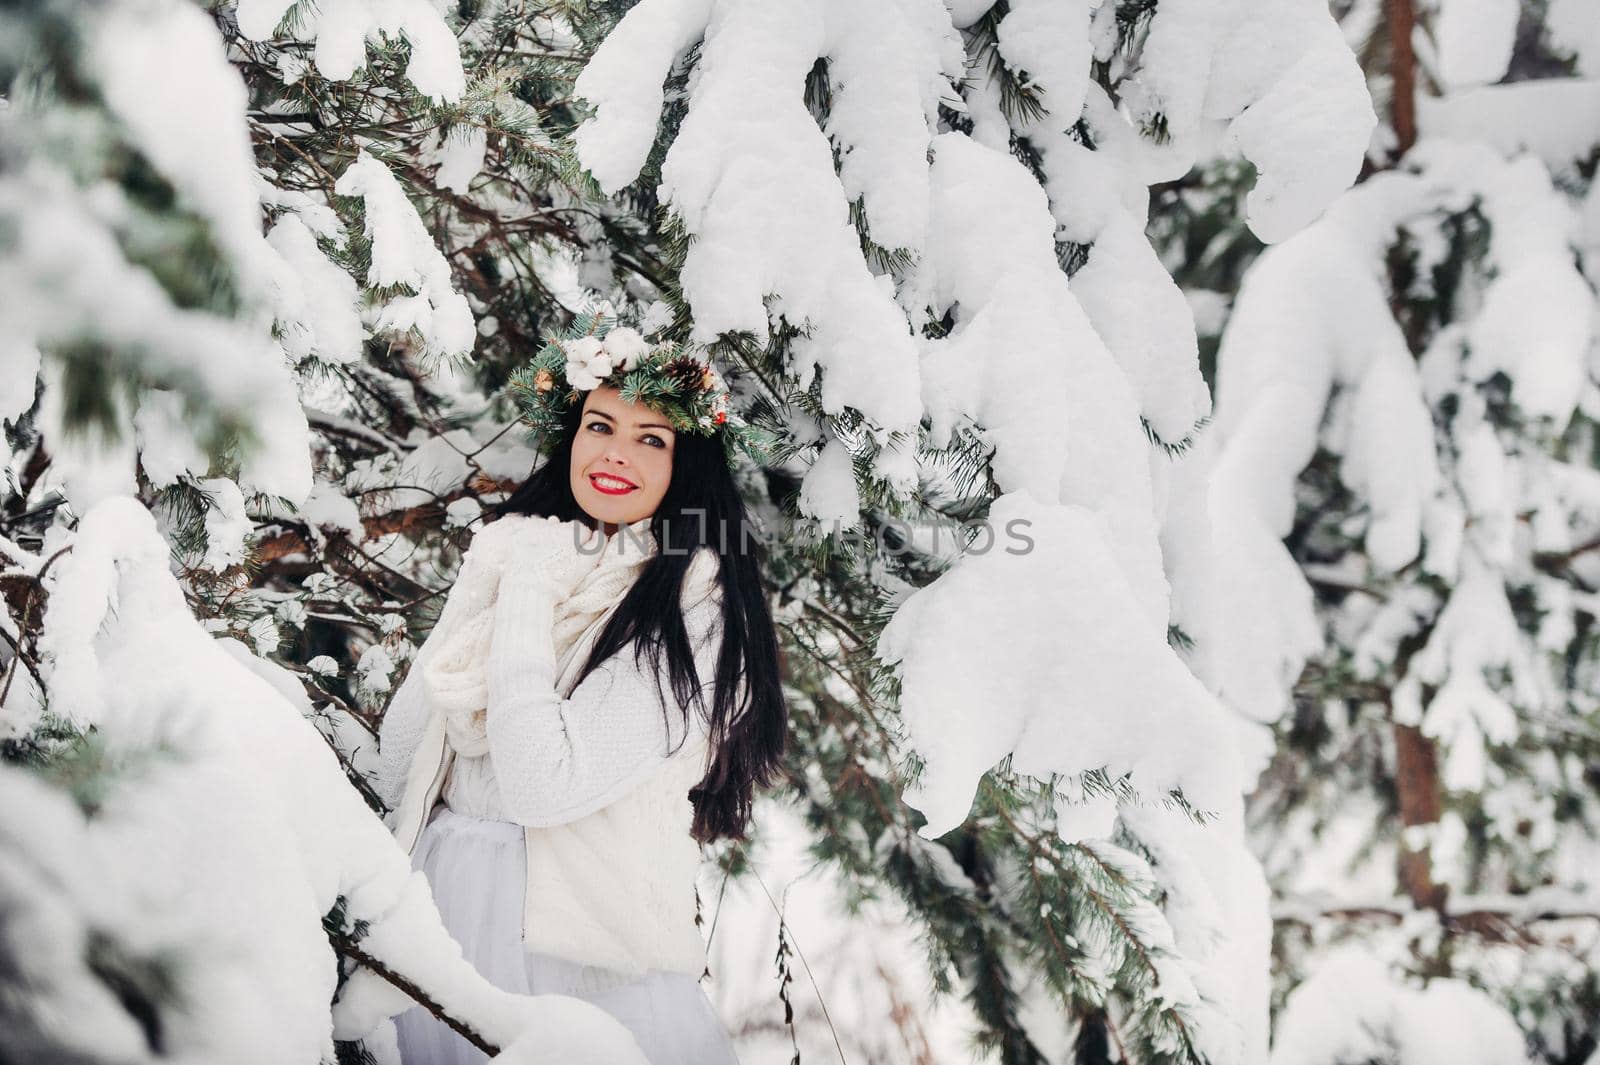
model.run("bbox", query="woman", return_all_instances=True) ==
[374,324,786,1064]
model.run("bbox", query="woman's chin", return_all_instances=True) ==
[575,491,643,526]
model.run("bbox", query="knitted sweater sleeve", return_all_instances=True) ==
[374,521,512,811]
[483,569,725,828]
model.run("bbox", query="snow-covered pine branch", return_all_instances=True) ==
[564,4,1373,1059]
[1183,1,1600,1058]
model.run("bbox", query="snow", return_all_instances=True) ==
[914,133,1172,622]
[200,476,253,571]
[90,0,270,298]
[302,477,366,539]
[1204,0,1377,242]
[0,765,188,1062]
[235,0,466,103]
[431,125,489,195]
[28,495,647,1062]
[1453,150,1594,426]
[1434,0,1519,89]
[817,0,962,255]
[703,800,991,1063]
[797,436,862,528]
[0,342,39,423]
[1207,171,1444,723]
[1119,0,1231,164]
[1269,944,1533,1065]
[235,358,316,505]
[358,642,398,695]
[1419,79,1600,173]
[133,389,209,487]
[1548,0,1600,76]
[1396,555,1543,792]
[390,428,478,508]
[35,360,138,511]
[1124,802,1274,1065]
[667,1,925,433]
[876,490,1242,839]
[570,0,716,195]
[993,0,1093,135]
[576,0,928,437]
[334,151,477,361]
[1220,30,1377,243]
[267,215,367,364]
[1068,212,1213,443]
[445,496,483,528]
[1,171,312,508]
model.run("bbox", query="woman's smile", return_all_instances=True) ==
[589,472,638,495]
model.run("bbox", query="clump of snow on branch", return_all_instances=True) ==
[234,0,466,103]
[876,491,1241,840]
[1208,136,1597,743]
[334,151,478,361]
[21,496,646,1063]
[266,215,368,364]
[1268,945,1533,1065]
[568,0,1372,896]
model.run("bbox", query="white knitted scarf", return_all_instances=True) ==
[426,515,719,758]
[550,517,659,688]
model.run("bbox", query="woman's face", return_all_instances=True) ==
[569,385,676,530]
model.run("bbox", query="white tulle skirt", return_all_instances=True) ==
[393,808,741,1065]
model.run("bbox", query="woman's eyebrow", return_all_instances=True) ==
[587,409,675,433]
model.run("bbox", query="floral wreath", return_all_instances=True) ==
[505,309,776,468]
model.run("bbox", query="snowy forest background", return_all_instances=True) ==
[2,0,1598,1061]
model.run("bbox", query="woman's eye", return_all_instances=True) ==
[586,421,664,448]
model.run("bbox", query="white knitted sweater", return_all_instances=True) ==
[376,514,727,979]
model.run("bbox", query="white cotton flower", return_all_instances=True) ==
[307,655,340,678]
[563,336,607,388]
[601,327,650,371]
[569,335,604,369]
[568,363,604,390]
[565,336,604,362]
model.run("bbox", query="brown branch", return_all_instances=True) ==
[1393,721,1448,913]
[329,932,500,1055]
[1278,903,1600,944]
[0,546,72,708]
[1536,533,1600,570]
[1386,0,1418,158]
[253,480,517,565]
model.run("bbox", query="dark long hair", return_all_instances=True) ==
[491,400,786,843]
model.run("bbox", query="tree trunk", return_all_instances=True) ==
[1386,0,1418,157]
[1393,721,1447,911]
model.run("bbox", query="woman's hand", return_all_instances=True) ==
[505,514,603,598]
